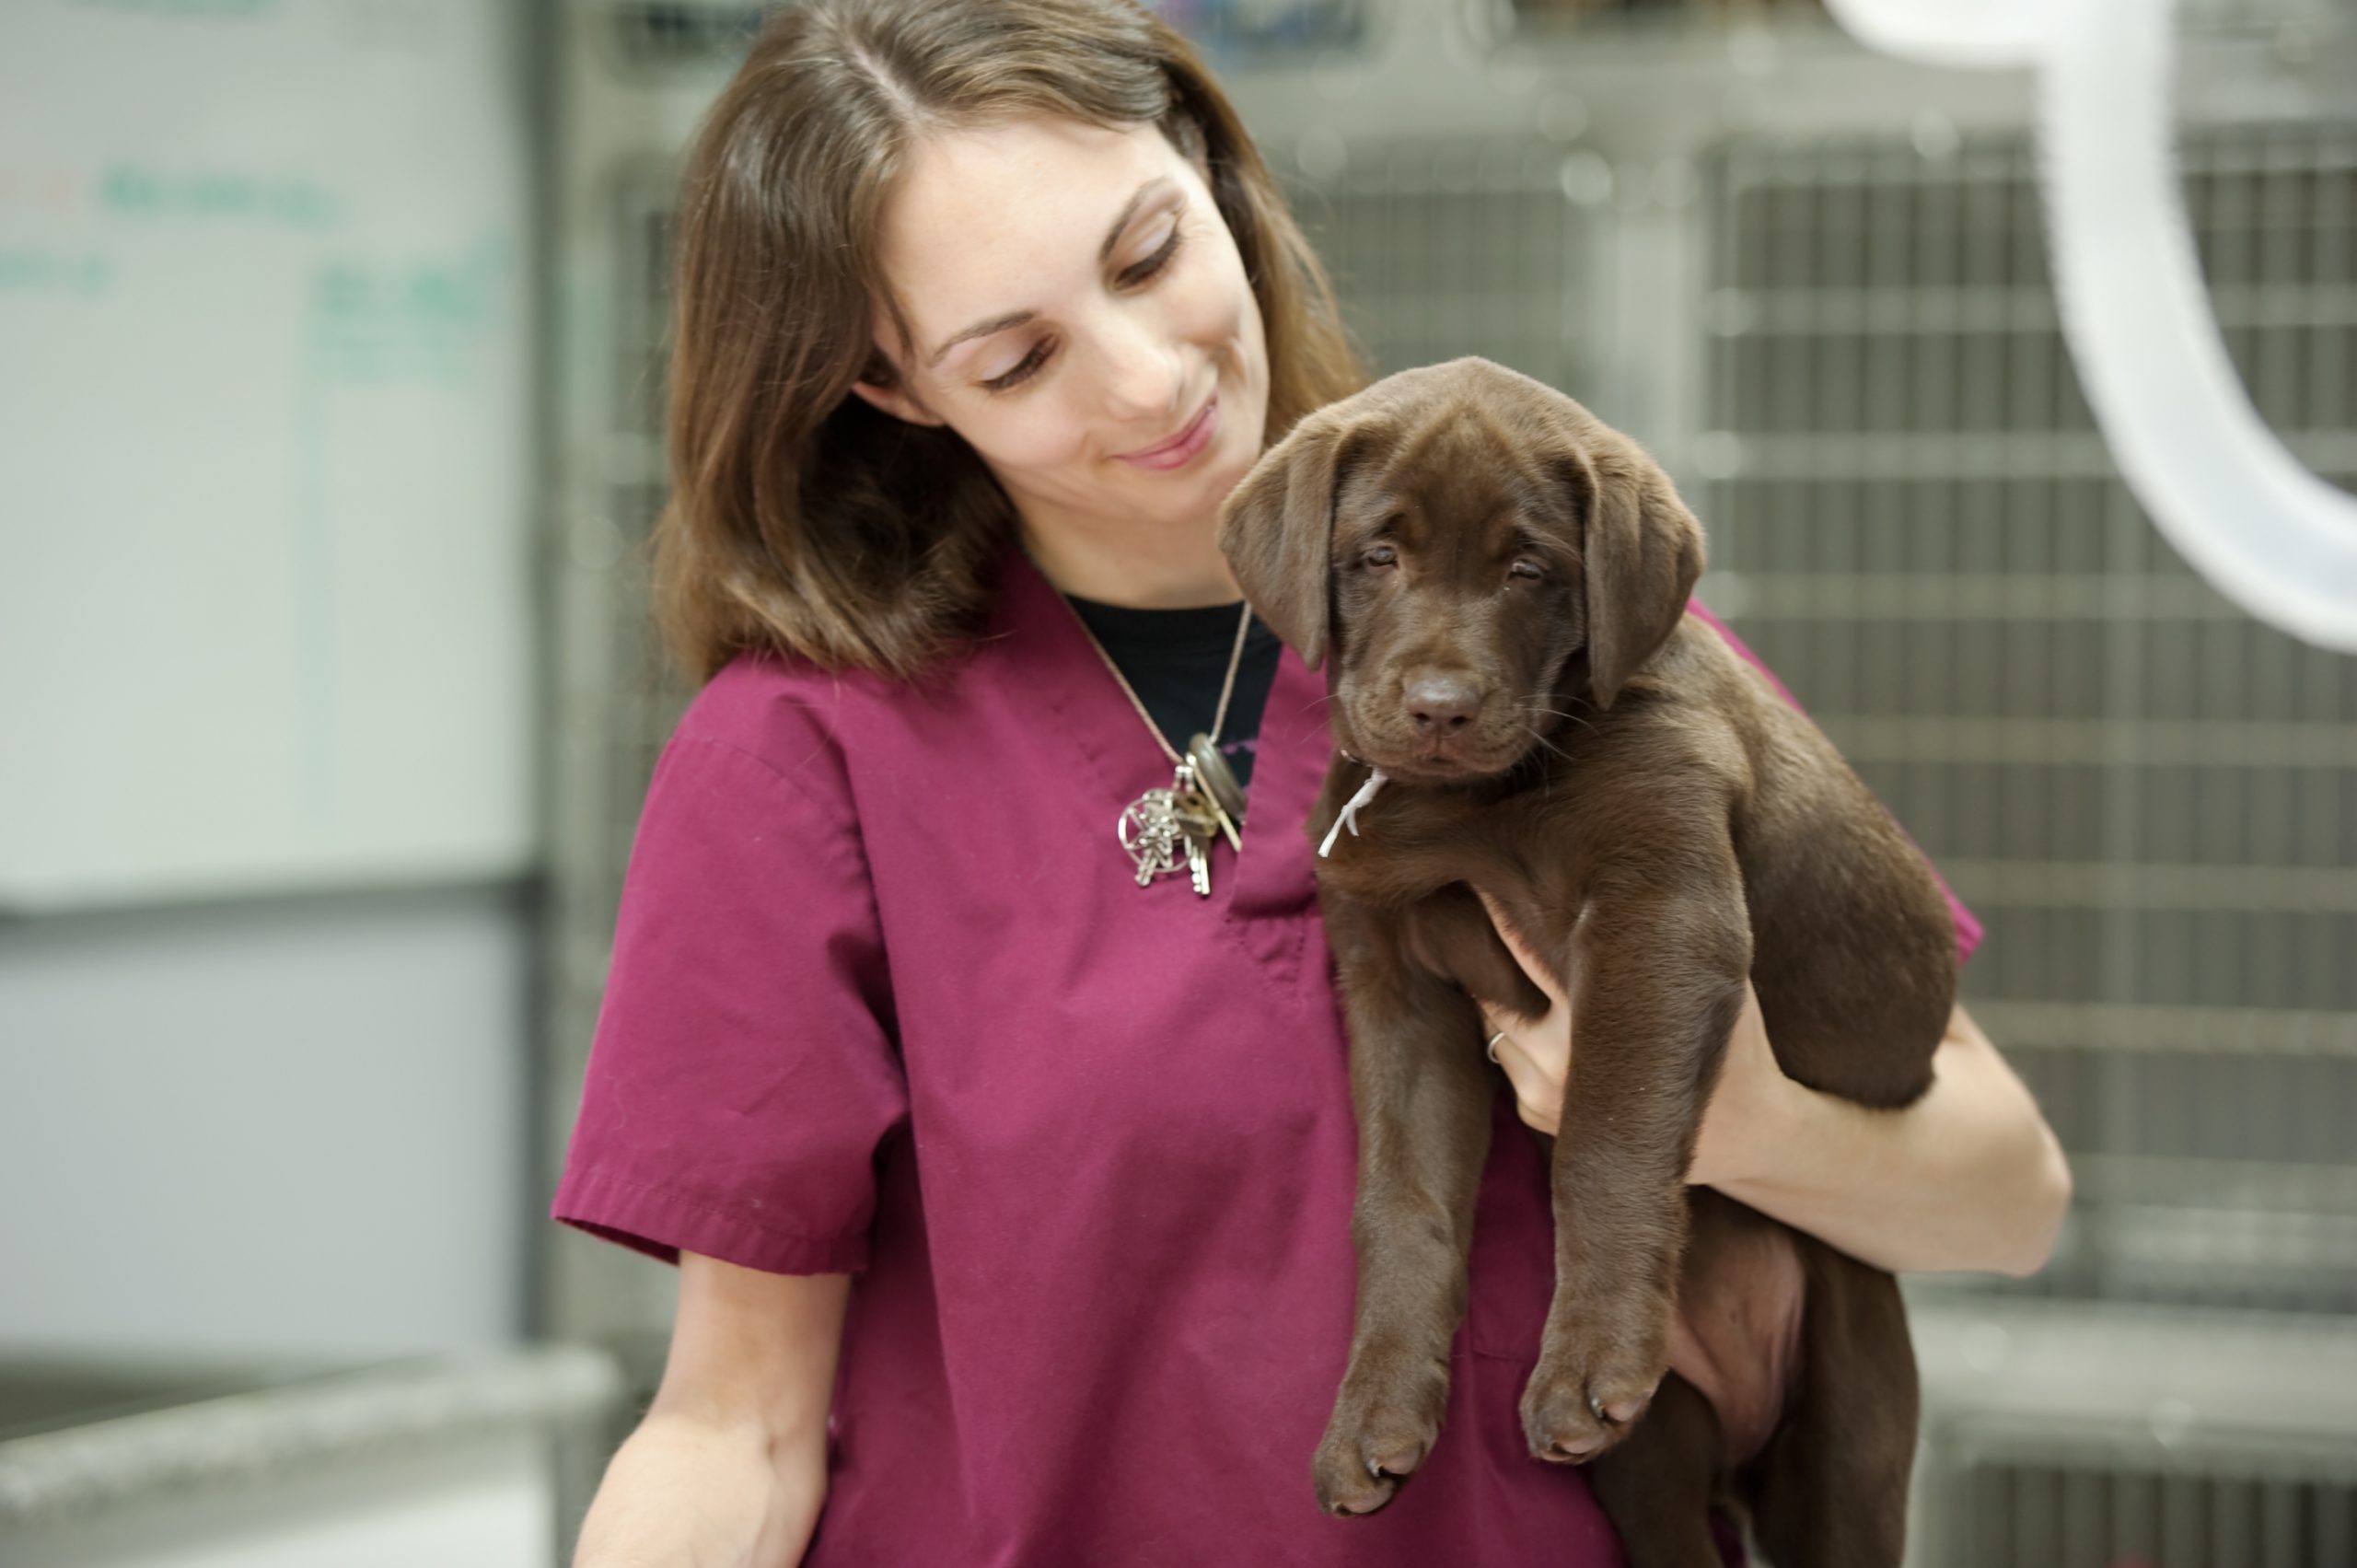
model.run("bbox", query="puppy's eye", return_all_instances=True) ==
[1364,545,1399,568]
[1509,560,1544,580]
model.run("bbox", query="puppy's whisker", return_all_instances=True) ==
[1520,701,1598,739]
[1518,722,1573,766]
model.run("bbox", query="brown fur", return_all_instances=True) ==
[1218,357,1955,1565]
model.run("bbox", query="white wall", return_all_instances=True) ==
[0,0,543,1362]
[0,888,534,1356]
[0,0,538,912]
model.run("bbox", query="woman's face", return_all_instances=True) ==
[851,113,1271,554]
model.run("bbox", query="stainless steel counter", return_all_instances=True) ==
[0,1343,621,1567]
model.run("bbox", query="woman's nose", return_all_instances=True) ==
[1091,306,1186,422]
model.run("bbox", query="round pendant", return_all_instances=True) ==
[1185,733,1247,832]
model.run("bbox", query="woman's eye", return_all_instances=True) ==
[982,341,1051,393]
[1119,218,1183,286]
[1509,559,1543,580]
[1364,545,1398,568]
[978,214,1183,394]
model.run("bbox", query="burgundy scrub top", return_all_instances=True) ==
[552,540,1982,1567]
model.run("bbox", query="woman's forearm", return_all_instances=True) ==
[573,1408,826,1568]
[1691,1003,2073,1276]
[575,1254,846,1567]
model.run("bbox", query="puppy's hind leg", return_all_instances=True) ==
[1743,1244,1918,1568]
[1587,1374,1729,1568]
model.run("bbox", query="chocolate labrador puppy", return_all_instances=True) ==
[1218,357,1956,1565]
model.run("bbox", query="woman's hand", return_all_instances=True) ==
[1471,889,1786,1185]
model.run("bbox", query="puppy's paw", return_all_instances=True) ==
[1519,1309,1667,1465]
[1310,1348,1451,1517]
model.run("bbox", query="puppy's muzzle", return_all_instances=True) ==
[1373,669,1522,776]
[1403,671,1484,739]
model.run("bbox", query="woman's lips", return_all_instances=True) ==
[1118,392,1219,470]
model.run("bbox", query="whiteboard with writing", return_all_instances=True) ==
[0,0,533,911]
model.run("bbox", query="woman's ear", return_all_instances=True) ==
[846,371,947,428]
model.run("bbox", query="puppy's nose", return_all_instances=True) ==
[1405,674,1481,736]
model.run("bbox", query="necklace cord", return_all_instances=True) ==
[1066,599,1255,766]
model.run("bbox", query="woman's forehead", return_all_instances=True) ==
[877,116,1187,348]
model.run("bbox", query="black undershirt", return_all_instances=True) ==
[1063,593,1285,801]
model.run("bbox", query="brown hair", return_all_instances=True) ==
[649,0,1367,685]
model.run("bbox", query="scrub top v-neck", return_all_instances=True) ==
[1061,588,1285,794]
[552,537,1979,1566]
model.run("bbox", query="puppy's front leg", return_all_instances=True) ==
[1523,879,1749,1467]
[1312,897,1495,1518]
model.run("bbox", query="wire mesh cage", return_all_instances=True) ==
[1694,125,2357,1318]
[1280,138,1602,403]
[1906,1298,2357,1567]
[1948,1458,2357,1567]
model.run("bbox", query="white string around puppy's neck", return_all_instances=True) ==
[1317,756,1389,858]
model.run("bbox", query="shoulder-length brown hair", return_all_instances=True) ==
[650,0,1366,685]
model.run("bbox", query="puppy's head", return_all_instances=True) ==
[1217,356,1702,783]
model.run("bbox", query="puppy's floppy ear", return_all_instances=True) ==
[1577,428,1705,708]
[1217,406,1380,670]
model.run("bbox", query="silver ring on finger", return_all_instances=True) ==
[1484,1029,1507,1064]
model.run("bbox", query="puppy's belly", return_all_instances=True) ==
[1666,1202,1805,1470]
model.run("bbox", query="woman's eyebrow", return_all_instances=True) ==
[923,176,1176,369]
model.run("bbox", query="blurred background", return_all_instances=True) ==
[2,0,2352,1563]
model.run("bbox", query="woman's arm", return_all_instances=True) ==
[573,1252,848,1567]
[1686,989,2073,1276]
[1473,894,2073,1278]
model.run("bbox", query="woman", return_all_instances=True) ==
[553,2,2073,1563]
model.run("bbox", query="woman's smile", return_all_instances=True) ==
[1117,389,1219,470]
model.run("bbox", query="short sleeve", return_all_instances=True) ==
[551,725,909,1275]
[1686,599,1984,968]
